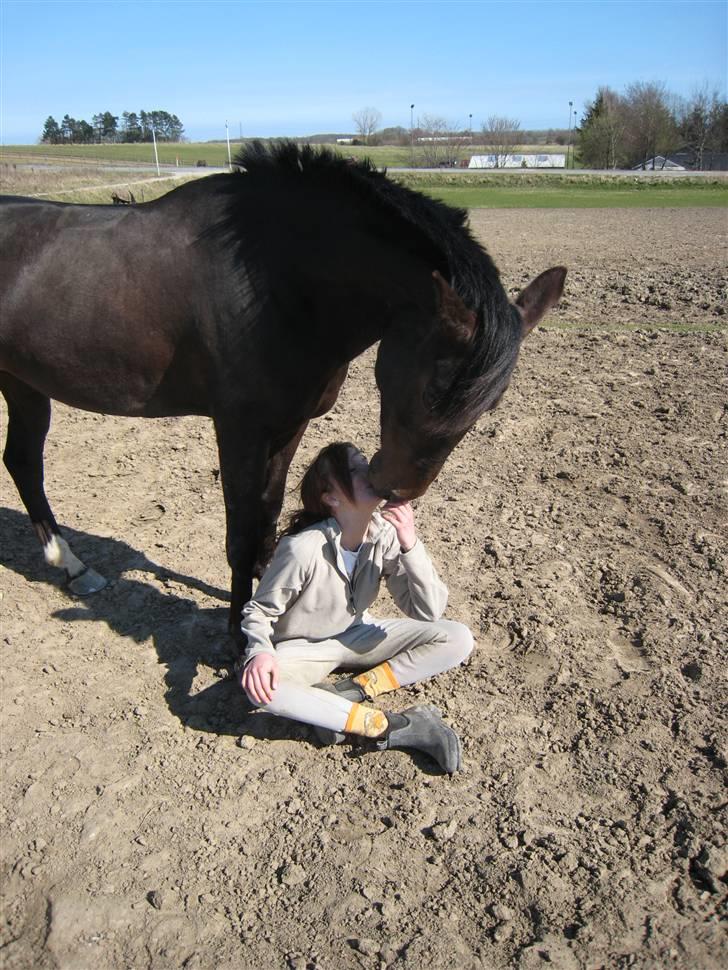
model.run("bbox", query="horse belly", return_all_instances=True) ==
[0,227,207,416]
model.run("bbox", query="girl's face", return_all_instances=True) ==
[325,448,381,516]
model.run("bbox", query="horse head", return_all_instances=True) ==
[368,266,567,500]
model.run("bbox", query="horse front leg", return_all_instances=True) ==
[253,422,309,579]
[1,375,106,595]
[213,412,269,648]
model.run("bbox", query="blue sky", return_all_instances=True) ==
[1,0,726,143]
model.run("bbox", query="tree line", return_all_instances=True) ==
[348,106,569,168]
[350,83,727,170]
[41,110,184,145]
[577,83,727,169]
[350,106,568,149]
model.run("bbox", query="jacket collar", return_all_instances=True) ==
[322,511,387,549]
[322,513,387,584]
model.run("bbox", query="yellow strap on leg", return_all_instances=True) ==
[353,662,400,699]
[344,703,388,738]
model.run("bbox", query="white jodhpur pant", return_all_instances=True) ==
[252,617,474,734]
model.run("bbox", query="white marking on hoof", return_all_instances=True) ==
[68,567,108,596]
[44,534,70,568]
[43,536,107,594]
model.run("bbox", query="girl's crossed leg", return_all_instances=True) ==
[256,617,473,734]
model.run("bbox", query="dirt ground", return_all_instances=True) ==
[1,208,726,970]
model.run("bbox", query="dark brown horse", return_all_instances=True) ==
[0,142,565,644]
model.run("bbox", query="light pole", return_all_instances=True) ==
[469,113,472,140]
[225,121,232,170]
[410,103,415,149]
[566,100,573,169]
[151,125,160,176]
[573,109,578,168]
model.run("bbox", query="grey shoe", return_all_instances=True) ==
[314,678,367,703]
[310,680,363,746]
[378,705,462,774]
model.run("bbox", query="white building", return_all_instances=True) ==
[631,155,685,171]
[469,153,566,169]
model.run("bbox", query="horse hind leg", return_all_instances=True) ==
[1,376,106,595]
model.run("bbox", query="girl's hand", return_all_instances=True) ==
[242,653,279,705]
[381,500,417,553]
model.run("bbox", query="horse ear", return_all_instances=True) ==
[515,266,567,338]
[433,270,477,343]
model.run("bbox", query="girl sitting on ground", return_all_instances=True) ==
[239,441,473,774]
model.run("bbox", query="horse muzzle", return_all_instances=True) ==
[367,452,433,502]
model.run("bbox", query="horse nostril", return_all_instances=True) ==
[372,481,394,500]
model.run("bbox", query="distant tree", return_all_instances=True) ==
[139,110,152,141]
[41,116,62,144]
[43,114,94,144]
[481,115,522,167]
[147,110,162,139]
[121,111,142,142]
[98,111,118,141]
[91,113,104,143]
[576,87,627,168]
[677,87,728,169]
[379,125,410,146]
[543,128,570,146]
[418,115,461,167]
[352,107,382,145]
[67,117,82,142]
[60,114,75,143]
[141,110,185,142]
[168,113,184,141]
[712,101,728,156]
[622,81,677,169]
[160,112,184,141]
[77,120,94,143]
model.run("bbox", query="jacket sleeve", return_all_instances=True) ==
[240,537,309,663]
[383,536,448,621]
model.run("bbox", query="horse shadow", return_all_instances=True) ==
[0,506,312,746]
[1,508,445,770]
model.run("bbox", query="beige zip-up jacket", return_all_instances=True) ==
[241,512,448,662]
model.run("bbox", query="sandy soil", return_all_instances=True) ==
[1,208,726,970]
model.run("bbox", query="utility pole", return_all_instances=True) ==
[567,100,573,169]
[151,125,160,176]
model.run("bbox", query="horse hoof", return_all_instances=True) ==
[68,567,107,596]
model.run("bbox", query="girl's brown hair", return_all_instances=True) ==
[280,441,358,538]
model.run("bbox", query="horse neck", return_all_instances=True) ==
[309,226,438,364]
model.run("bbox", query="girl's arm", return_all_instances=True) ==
[381,502,448,620]
[240,536,309,663]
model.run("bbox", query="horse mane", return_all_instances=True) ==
[231,141,522,432]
